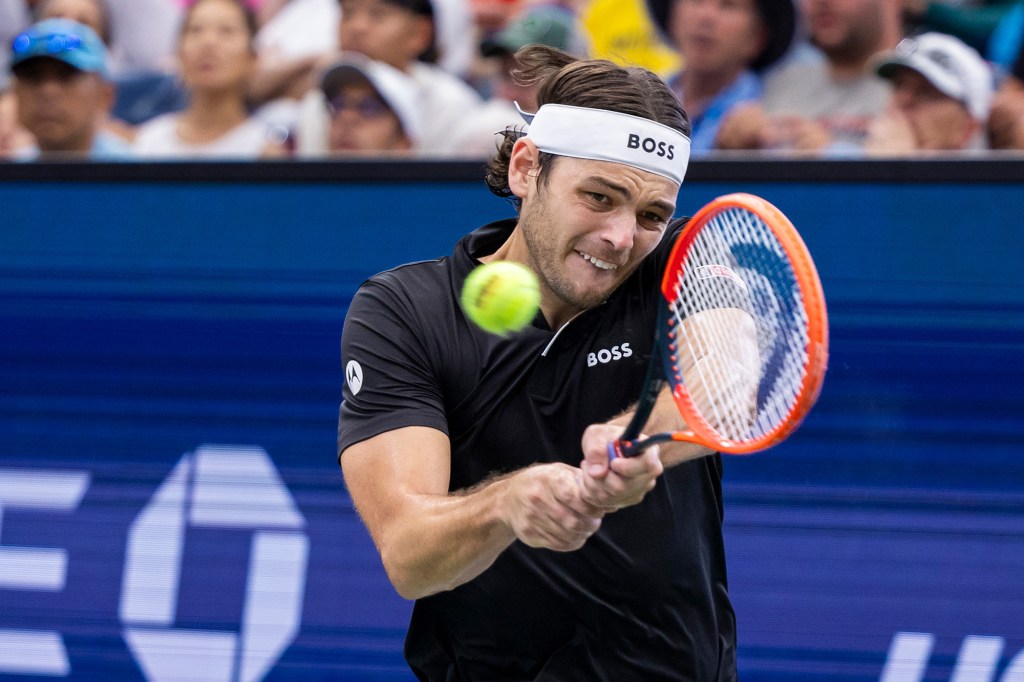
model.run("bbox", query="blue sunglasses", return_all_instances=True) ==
[12,32,86,56]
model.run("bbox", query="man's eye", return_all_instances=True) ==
[586,192,609,204]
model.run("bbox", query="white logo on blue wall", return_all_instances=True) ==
[0,468,91,677]
[119,445,308,682]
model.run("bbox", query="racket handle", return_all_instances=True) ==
[609,433,676,459]
[608,437,655,459]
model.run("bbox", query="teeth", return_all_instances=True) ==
[579,252,617,270]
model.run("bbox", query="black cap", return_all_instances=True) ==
[384,0,433,17]
[646,0,795,71]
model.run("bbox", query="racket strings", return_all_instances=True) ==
[667,207,811,444]
[669,230,754,440]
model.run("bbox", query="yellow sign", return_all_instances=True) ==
[579,0,682,77]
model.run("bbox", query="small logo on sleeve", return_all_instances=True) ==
[345,360,364,395]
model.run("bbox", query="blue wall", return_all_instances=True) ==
[1,162,1022,681]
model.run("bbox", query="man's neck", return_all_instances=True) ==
[38,132,95,156]
[825,25,902,80]
[828,55,873,80]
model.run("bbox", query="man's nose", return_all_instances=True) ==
[599,211,636,251]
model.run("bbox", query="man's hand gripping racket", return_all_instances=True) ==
[611,193,829,458]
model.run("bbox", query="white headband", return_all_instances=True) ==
[517,103,690,185]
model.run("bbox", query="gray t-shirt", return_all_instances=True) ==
[762,55,892,150]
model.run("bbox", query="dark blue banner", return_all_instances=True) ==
[1,164,1022,681]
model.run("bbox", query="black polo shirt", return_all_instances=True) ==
[338,218,736,681]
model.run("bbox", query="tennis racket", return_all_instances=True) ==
[611,192,828,458]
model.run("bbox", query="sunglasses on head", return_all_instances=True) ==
[12,32,87,57]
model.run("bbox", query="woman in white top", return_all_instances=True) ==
[134,0,284,158]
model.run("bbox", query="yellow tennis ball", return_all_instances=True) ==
[461,261,541,336]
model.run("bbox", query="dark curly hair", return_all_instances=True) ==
[484,45,690,207]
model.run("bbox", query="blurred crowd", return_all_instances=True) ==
[1,0,1024,160]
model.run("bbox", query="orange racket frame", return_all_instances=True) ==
[661,193,829,454]
[614,193,829,458]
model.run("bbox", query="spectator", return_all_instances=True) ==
[6,18,131,159]
[0,0,34,91]
[36,0,112,43]
[34,0,153,140]
[0,83,35,158]
[0,0,36,156]
[989,45,1024,148]
[717,0,903,152]
[471,0,524,35]
[987,0,1023,72]
[0,0,113,157]
[248,0,340,110]
[101,0,187,126]
[903,0,1015,54]
[319,52,421,154]
[103,0,182,75]
[133,0,286,158]
[431,0,477,79]
[865,32,994,153]
[295,0,482,156]
[651,0,796,153]
[449,3,588,156]
[478,2,589,104]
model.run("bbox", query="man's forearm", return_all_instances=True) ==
[375,476,518,600]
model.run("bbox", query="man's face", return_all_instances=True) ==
[13,58,110,153]
[804,0,885,60]
[513,150,678,316]
[338,0,432,71]
[669,0,766,76]
[327,80,410,154]
[891,68,975,150]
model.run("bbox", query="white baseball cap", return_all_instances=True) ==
[320,52,423,143]
[876,32,994,121]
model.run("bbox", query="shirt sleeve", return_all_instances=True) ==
[337,276,450,461]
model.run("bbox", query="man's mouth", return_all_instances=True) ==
[578,251,618,271]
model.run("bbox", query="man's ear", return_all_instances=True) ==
[507,138,540,199]
[410,15,435,61]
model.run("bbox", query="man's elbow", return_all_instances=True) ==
[380,547,442,601]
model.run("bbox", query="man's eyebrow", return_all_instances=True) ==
[586,176,675,216]
[648,198,676,217]
[586,176,633,202]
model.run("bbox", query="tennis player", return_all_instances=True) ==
[338,45,736,680]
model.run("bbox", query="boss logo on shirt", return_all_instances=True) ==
[627,134,675,160]
[587,343,632,367]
